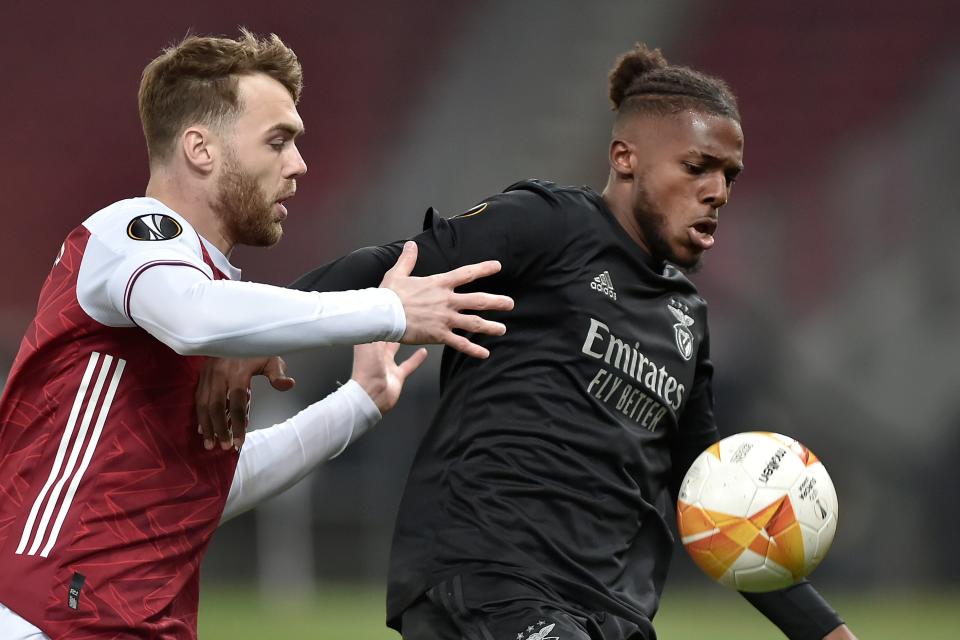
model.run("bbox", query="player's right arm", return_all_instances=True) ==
[126,240,509,358]
[80,204,511,358]
[197,182,565,448]
[197,183,563,449]
[290,183,566,292]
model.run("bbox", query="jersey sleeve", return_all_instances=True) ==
[78,203,406,355]
[291,182,565,293]
[127,268,404,357]
[741,580,845,639]
[78,207,212,327]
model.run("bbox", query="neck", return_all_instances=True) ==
[601,172,651,255]
[145,169,234,257]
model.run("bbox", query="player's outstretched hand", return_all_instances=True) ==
[351,342,428,414]
[195,356,295,451]
[380,241,514,359]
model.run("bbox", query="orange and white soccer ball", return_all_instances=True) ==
[676,432,838,592]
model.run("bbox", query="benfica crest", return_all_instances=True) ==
[515,621,559,640]
[668,299,695,361]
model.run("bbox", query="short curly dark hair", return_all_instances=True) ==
[608,42,739,122]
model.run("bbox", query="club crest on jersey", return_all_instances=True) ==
[668,298,695,361]
[127,214,182,241]
[514,621,560,640]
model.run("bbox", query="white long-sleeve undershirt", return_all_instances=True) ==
[126,266,405,357]
[220,380,381,523]
[75,198,406,357]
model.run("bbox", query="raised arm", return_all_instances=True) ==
[127,238,509,359]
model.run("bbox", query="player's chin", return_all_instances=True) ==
[669,246,705,274]
[243,222,283,248]
[264,223,283,246]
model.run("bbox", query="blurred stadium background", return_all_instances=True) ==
[2,0,958,637]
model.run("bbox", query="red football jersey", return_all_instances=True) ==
[0,199,238,639]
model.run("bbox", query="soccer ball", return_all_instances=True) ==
[676,432,838,592]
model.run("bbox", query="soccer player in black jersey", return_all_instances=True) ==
[201,44,856,640]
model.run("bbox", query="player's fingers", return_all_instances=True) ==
[383,241,418,280]
[453,291,514,312]
[443,333,490,359]
[264,356,296,392]
[441,260,502,287]
[397,347,429,380]
[226,387,249,450]
[452,313,507,337]
[195,365,216,450]
[208,390,229,450]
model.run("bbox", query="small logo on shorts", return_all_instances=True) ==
[517,621,559,640]
[127,213,183,241]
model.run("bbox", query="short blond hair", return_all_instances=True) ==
[138,28,303,164]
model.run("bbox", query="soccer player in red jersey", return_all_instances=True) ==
[0,30,512,639]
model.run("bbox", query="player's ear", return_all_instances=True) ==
[181,126,216,174]
[609,138,635,179]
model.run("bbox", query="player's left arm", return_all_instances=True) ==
[669,330,719,501]
[672,330,855,640]
[219,342,427,524]
[742,584,855,640]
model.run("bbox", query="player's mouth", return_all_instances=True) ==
[274,192,295,220]
[688,218,717,251]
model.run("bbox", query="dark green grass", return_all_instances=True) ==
[198,584,958,639]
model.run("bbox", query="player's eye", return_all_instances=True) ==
[269,139,287,151]
[683,162,705,175]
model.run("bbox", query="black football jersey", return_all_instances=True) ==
[291,180,719,629]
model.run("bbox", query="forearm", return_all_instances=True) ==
[128,267,405,356]
[220,380,381,523]
[741,580,845,640]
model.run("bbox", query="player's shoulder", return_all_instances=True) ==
[451,178,599,224]
[82,198,200,254]
[502,179,599,211]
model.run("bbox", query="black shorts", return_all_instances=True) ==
[399,573,653,640]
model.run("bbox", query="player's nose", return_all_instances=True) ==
[285,146,307,178]
[701,173,728,209]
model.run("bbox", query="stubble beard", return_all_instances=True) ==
[633,184,703,274]
[213,156,283,248]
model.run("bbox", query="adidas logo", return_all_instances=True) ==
[590,270,617,301]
